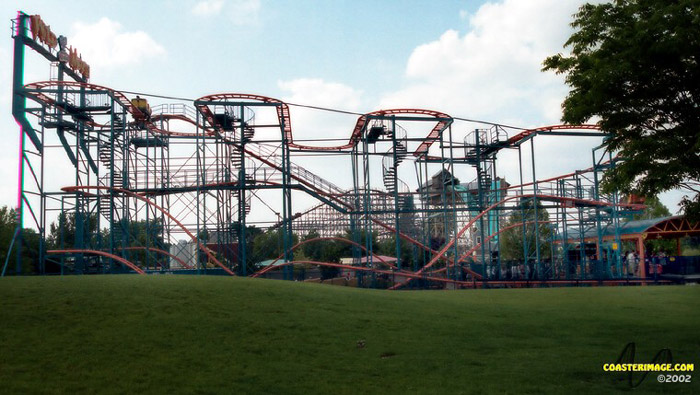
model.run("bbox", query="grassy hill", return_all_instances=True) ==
[0,276,698,394]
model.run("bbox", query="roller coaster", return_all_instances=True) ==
[9,11,673,288]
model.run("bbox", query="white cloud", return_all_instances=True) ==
[278,78,363,145]
[0,46,10,107]
[276,78,363,193]
[0,129,19,209]
[279,78,363,111]
[0,43,34,210]
[381,0,583,126]
[191,0,261,26]
[69,17,166,71]
[228,0,262,26]
[192,0,225,16]
[375,0,609,190]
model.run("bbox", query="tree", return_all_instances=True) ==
[626,195,675,253]
[629,195,671,221]
[296,230,347,279]
[499,200,553,262]
[315,231,354,279]
[0,206,18,263]
[250,229,299,262]
[46,213,170,270]
[339,228,378,259]
[543,0,700,221]
[1,206,40,275]
[299,229,379,279]
[46,211,100,250]
[376,235,414,268]
[241,224,263,272]
[300,229,323,261]
[117,218,168,268]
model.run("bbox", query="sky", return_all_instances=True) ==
[0,0,689,228]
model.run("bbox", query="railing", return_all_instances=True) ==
[382,122,409,193]
[84,93,112,108]
[124,163,288,192]
[464,128,489,158]
[151,103,198,120]
[249,143,349,202]
[489,125,509,144]
[382,155,394,179]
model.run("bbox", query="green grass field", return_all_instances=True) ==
[0,276,698,394]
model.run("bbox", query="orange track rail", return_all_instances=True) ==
[390,193,645,290]
[251,236,399,278]
[47,249,145,274]
[120,246,193,269]
[60,185,234,275]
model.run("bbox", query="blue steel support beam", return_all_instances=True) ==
[11,13,30,275]
[78,131,98,174]
[12,14,41,152]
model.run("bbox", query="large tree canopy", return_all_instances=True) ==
[543,0,700,220]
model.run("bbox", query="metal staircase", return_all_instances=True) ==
[97,127,126,225]
[244,143,351,207]
[229,150,253,215]
[476,163,492,197]
[464,128,501,206]
[382,124,409,207]
[98,143,124,188]
[242,125,255,142]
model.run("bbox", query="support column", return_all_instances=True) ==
[531,138,540,278]
[238,105,247,276]
[12,13,30,275]
[637,236,646,279]
[391,117,401,271]
[280,108,294,280]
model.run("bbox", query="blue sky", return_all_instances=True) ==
[3,0,483,99]
[0,0,688,220]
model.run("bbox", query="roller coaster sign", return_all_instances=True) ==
[29,14,90,80]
